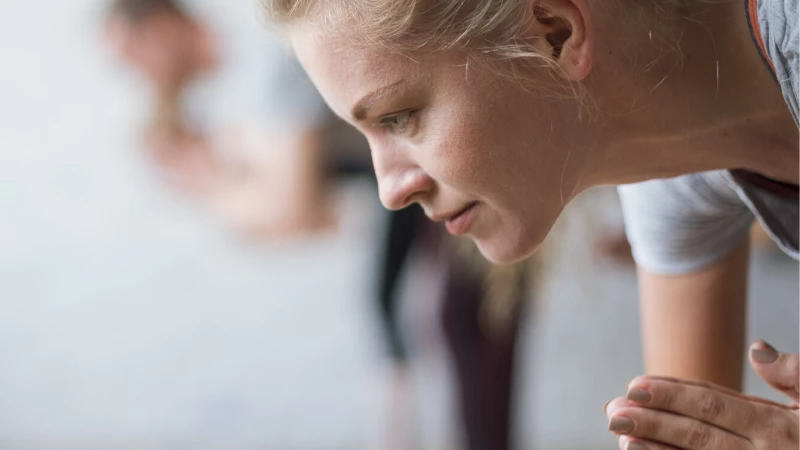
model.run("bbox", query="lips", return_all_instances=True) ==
[440,201,479,236]
[430,202,474,222]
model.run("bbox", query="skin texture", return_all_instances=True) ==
[291,40,584,262]
[290,0,797,264]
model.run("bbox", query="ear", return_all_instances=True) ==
[528,0,594,81]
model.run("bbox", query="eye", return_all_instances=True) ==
[379,110,414,134]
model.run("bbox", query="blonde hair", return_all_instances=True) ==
[264,0,582,98]
[264,0,692,111]
[266,0,532,52]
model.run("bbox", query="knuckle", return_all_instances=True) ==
[686,421,714,449]
[654,383,674,409]
[784,355,800,380]
[696,393,724,420]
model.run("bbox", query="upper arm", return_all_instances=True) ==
[618,171,755,389]
[637,239,750,390]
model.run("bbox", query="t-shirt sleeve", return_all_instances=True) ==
[617,171,755,275]
[758,0,799,124]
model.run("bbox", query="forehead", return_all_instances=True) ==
[289,23,436,118]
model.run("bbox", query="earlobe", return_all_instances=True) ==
[531,0,594,81]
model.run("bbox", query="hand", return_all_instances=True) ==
[749,340,799,402]
[605,341,799,450]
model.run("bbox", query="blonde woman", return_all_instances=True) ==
[263,0,799,449]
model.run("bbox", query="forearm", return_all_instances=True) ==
[638,239,750,391]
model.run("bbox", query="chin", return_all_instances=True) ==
[473,230,543,265]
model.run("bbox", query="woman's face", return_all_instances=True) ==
[292,28,594,263]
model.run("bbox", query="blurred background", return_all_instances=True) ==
[0,0,797,449]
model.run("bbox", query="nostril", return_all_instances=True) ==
[380,188,413,211]
[379,171,433,211]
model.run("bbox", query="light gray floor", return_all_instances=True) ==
[0,1,797,449]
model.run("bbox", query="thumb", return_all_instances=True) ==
[749,340,799,402]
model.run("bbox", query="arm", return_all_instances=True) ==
[638,237,750,391]
[141,91,333,237]
[206,126,334,237]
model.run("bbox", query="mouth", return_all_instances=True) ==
[431,201,479,236]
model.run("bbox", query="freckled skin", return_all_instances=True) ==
[293,34,591,263]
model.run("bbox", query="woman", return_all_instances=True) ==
[263,0,798,449]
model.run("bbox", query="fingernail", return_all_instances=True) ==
[751,347,779,364]
[627,388,652,404]
[603,400,611,414]
[627,442,648,450]
[608,416,635,433]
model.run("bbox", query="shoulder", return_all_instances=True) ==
[618,171,754,274]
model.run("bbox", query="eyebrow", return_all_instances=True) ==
[350,79,407,121]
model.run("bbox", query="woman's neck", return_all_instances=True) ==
[583,0,798,188]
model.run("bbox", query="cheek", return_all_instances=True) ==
[427,100,557,206]
[420,100,520,192]
[481,109,572,205]
[433,98,572,252]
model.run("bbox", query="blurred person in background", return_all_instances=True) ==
[102,1,537,448]
[104,0,332,237]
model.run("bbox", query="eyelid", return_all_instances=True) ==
[380,109,415,134]
[380,108,414,120]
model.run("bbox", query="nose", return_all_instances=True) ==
[371,143,433,211]
[378,169,434,210]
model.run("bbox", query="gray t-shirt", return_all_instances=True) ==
[618,0,798,274]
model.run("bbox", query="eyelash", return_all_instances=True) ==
[378,110,415,135]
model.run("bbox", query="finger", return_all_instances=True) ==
[609,406,750,450]
[607,397,637,417]
[626,377,772,437]
[619,434,682,450]
[629,375,792,410]
[749,340,800,401]
[629,375,741,395]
